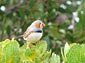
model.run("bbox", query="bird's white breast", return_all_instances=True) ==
[26,32,43,43]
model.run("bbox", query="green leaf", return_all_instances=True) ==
[35,40,47,57]
[23,60,33,63]
[6,25,11,35]
[25,46,38,62]
[81,44,85,63]
[0,42,3,63]
[64,42,70,58]
[50,53,60,63]
[25,40,48,62]
[42,51,51,60]
[66,44,85,63]
[3,40,20,63]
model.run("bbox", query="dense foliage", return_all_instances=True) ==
[0,0,85,63]
[0,39,85,63]
[0,39,60,63]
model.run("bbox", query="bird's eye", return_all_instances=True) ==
[39,22,41,24]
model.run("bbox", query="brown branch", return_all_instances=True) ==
[5,0,24,12]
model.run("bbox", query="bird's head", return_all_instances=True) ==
[31,20,45,29]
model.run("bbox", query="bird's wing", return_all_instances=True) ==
[23,28,33,40]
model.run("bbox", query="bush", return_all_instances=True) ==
[0,39,85,63]
[0,39,60,63]
[62,43,85,63]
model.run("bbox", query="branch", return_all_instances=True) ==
[5,0,24,12]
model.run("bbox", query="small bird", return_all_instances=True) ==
[23,20,45,46]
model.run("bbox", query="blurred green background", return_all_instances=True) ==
[0,0,85,54]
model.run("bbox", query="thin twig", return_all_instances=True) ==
[5,0,24,12]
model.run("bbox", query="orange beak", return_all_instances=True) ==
[42,23,45,27]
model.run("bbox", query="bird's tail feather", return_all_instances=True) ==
[12,35,23,40]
